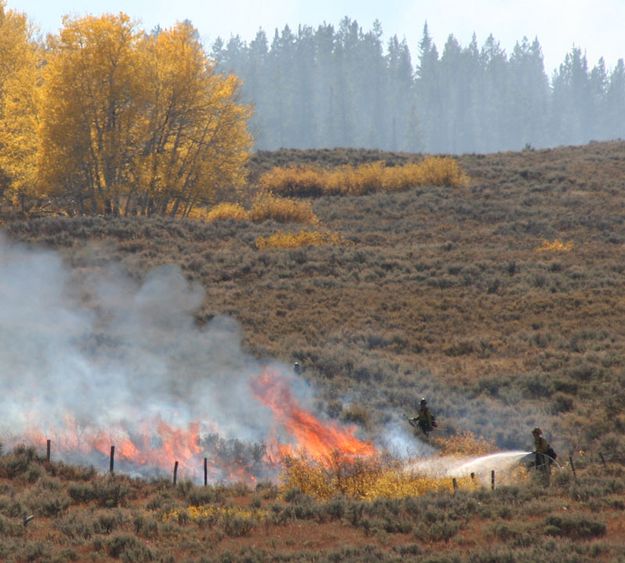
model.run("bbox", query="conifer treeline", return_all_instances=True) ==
[211,19,625,154]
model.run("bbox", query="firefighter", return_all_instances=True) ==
[532,427,552,485]
[293,361,302,375]
[409,398,437,437]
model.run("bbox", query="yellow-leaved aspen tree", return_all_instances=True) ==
[0,2,40,211]
[39,13,146,215]
[39,14,252,217]
[136,22,252,217]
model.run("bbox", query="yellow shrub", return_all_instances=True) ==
[256,230,343,250]
[249,193,319,225]
[201,202,249,222]
[258,158,469,198]
[258,166,326,197]
[536,239,574,252]
[362,471,474,501]
[280,453,476,501]
[416,157,470,187]
[336,162,386,195]
[163,504,268,524]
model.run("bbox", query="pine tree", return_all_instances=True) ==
[605,59,625,139]
[416,22,441,152]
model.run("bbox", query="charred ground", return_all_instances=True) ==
[1,141,625,560]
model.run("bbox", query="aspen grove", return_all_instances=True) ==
[0,5,252,217]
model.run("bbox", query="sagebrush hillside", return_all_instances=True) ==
[1,141,625,561]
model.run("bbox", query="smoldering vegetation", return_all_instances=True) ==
[0,233,332,480]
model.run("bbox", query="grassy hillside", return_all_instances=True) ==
[1,141,625,560]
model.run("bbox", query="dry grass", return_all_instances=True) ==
[256,230,343,250]
[432,432,497,457]
[535,239,575,252]
[249,193,319,224]
[187,197,319,226]
[199,203,250,222]
[280,453,476,501]
[258,157,469,197]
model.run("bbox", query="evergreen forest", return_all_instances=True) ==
[212,19,625,153]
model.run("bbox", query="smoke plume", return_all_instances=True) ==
[0,234,364,481]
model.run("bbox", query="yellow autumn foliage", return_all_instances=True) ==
[258,157,469,198]
[249,193,319,224]
[196,202,249,222]
[536,239,574,252]
[280,453,477,501]
[189,197,318,225]
[35,14,251,217]
[256,230,343,250]
[163,504,268,524]
[0,2,40,206]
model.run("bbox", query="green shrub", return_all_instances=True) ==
[56,513,96,540]
[107,533,153,561]
[0,513,23,537]
[23,487,71,517]
[222,513,254,537]
[0,446,39,479]
[92,477,130,508]
[185,485,224,506]
[133,513,159,539]
[67,482,96,504]
[543,514,606,539]
[94,509,125,534]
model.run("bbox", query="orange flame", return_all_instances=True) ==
[17,369,374,480]
[251,369,376,464]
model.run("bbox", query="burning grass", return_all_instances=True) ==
[258,157,469,198]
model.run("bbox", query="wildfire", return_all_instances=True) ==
[251,369,376,465]
[16,369,375,481]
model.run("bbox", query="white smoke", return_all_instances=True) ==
[405,451,532,486]
[0,234,321,478]
[379,419,435,459]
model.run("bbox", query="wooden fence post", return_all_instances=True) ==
[203,458,208,487]
[452,478,458,496]
[599,452,607,470]
[109,446,115,474]
[491,470,495,490]
[173,461,179,486]
[569,455,577,482]
[46,439,51,462]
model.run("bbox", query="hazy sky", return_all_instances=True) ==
[8,0,625,73]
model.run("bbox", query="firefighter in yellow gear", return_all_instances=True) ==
[532,427,551,485]
[409,398,437,437]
